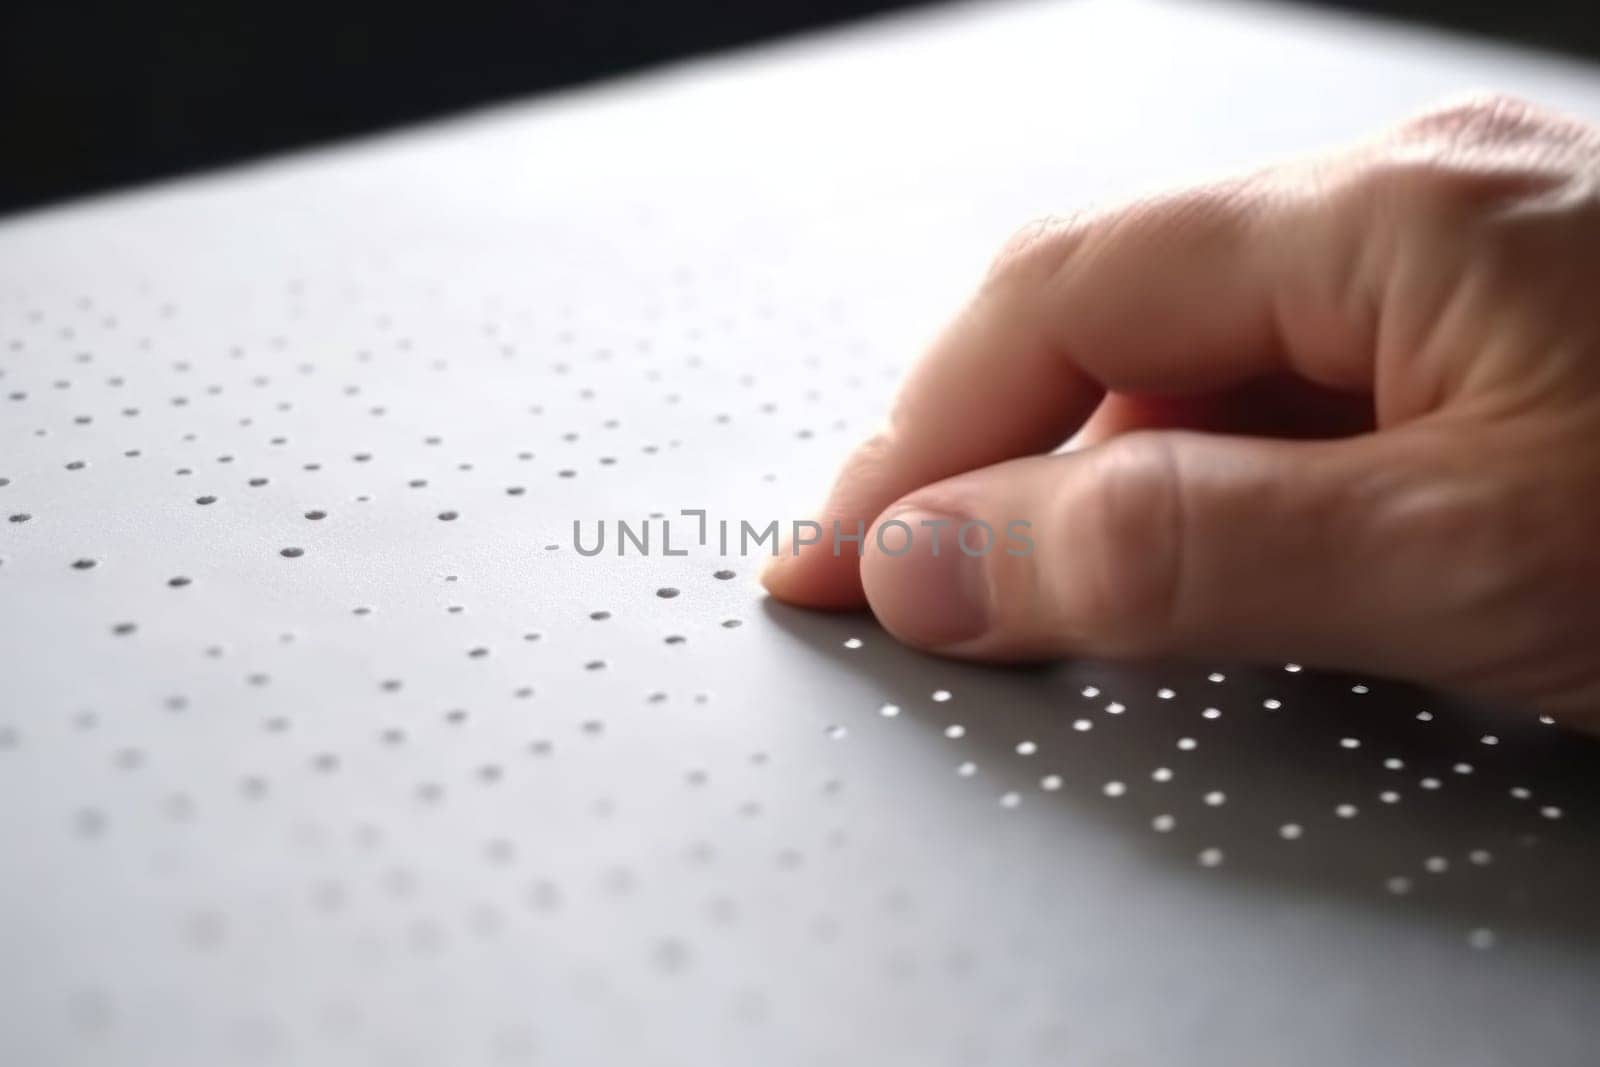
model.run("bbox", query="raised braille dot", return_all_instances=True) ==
[842,637,862,650]
[656,587,679,599]
[1279,823,1303,840]
[713,569,735,580]
[168,576,191,588]
[195,496,216,505]
[1198,847,1224,868]
[280,547,304,558]
[304,510,326,520]
[878,703,900,718]
[438,510,458,521]
[71,558,97,570]
[1152,814,1176,833]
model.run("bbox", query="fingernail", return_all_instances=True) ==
[865,508,991,647]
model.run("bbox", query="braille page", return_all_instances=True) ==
[2,1,1599,1064]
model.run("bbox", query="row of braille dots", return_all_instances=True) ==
[821,647,1568,885]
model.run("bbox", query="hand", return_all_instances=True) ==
[762,94,1600,729]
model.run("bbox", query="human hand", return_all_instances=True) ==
[762,94,1600,729]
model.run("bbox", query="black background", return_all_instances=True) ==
[2,0,1596,218]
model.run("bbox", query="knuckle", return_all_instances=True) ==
[1349,94,1592,221]
[1394,92,1551,145]
[1049,433,1186,657]
[984,214,1088,292]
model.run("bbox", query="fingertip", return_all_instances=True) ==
[759,542,869,610]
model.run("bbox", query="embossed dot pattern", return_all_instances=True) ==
[3,3,1600,1066]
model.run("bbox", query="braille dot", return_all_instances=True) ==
[931,689,952,703]
[944,724,966,739]
[1152,814,1176,833]
[1262,698,1282,710]
[1424,856,1449,874]
[1015,740,1037,756]
[195,496,216,505]
[438,510,458,521]
[956,761,977,777]
[657,587,679,599]
[1380,790,1401,804]
[1467,928,1497,950]
[1151,767,1174,783]
[1080,686,1100,698]
[1284,663,1302,672]
[168,576,191,588]
[1040,775,1063,791]
[8,512,31,523]
[713,569,735,580]
[842,637,863,650]
[1335,803,1358,818]
[1177,737,1197,751]
[280,547,304,558]
[1102,781,1126,798]
[720,618,742,628]
[1072,718,1092,732]
[1156,687,1175,700]
[1540,806,1563,820]
[304,510,326,520]
[1198,847,1224,868]
[1468,849,1493,866]
[1203,790,1226,807]
[1279,823,1303,840]
[825,725,847,740]
[1386,876,1412,895]
[1206,672,1225,683]
[878,703,900,718]
[111,622,136,636]
[1480,734,1499,746]
[664,634,686,645]
[1201,707,1221,720]
[1105,701,1125,715]
[71,558,97,570]
[998,792,1021,809]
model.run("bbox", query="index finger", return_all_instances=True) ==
[761,167,1379,608]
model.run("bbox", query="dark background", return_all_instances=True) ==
[2,0,1597,218]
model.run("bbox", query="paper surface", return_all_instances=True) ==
[2,1,1599,1063]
